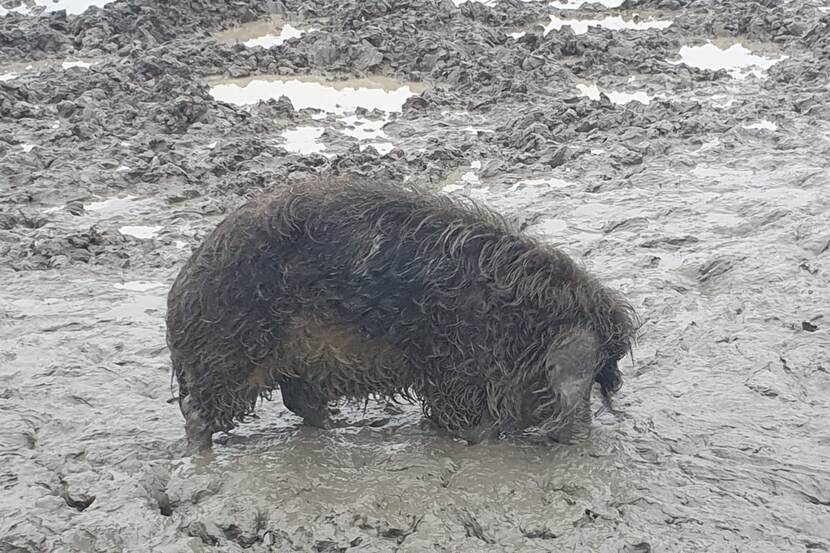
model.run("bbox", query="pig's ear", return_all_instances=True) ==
[544,326,600,389]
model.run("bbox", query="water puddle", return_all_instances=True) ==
[0,58,97,79]
[330,116,395,154]
[576,83,653,105]
[743,120,777,131]
[84,195,138,213]
[208,74,429,113]
[119,225,162,239]
[510,176,574,190]
[281,126,326,155]
[213,16,315,48]
[210,75,429,156]
[358,142,394,155]
[545,15,672,35]
[61,60,93,70]
[0,0,111,16]
[550,0,624,8]
[340,115,387,141]
[76,197,162,239]
[669,41,786,79]
[112,281,165,292]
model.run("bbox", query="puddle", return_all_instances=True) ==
[576,83,653,105]
[743,120,777,131]
[510,177,574,190]
[84,196,137,213]
[509,31,526,40]
[669,41,786,79]
[340,116,387,141]
[208,75,429,114]
[339,116,397,154]
[61,60,94,70]
[112,281,165,292]
[213,16,315,48]
[119,225,161,239]
[0,0,111,15]
[545,15,672,35]
[281,126,326,155]
[209,76,429,156]
[550,0,624,8]
[0,58,97,79]
[20,144,36,153]
[358,142,394,155]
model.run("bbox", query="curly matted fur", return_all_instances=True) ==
[166,178,637,449]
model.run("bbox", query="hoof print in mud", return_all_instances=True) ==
[166,179,637,450]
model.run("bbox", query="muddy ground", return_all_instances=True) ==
[1,0,830,551]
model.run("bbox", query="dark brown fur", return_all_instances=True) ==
[166,179,637,450]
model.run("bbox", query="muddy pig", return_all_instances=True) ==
[166,179,637,451]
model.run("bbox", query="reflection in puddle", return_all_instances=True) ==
[545,15,672,35]
[670,42,786,79]
[0,73,16,81]
[281,126,326,155]
[208,75,429,114]
[576,83,653,105]
[743,120,777,131]
[119,225,161,239]
[0,0,111,15]
[213,17,314,48]
[20,144,36,153]
[113,281,165,292]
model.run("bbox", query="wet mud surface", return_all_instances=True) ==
[2,0,830,551]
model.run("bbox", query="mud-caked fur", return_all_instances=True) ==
[166,179,637,450]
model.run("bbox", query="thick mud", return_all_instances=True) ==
[2,0,830,551]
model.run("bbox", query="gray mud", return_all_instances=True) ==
[2,0,830,551]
